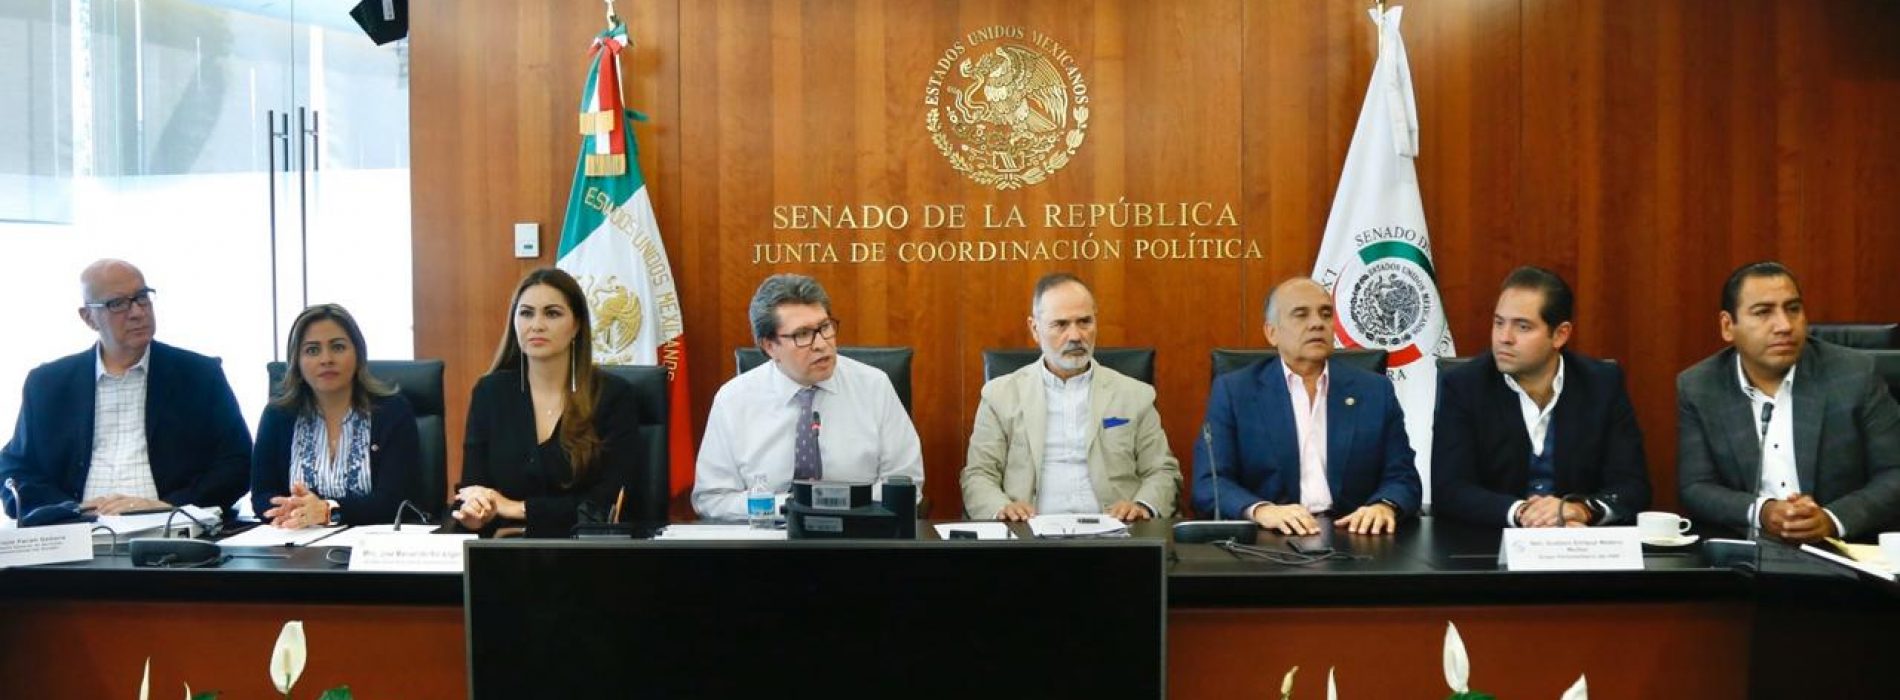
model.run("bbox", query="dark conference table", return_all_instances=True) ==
[1,517,1893,699]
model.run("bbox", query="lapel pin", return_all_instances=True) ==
[1345,397,1356,407]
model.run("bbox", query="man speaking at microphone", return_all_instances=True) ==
[1193,277,1421,535]
[692,274,923,520]
[959,273,1181,522]
[0,259,251,519]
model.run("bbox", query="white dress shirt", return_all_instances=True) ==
[83,345,159,502]
[1035,362,1100,515]
[1736,357,1844,535]
[1501,357,1599,526]
[693,355,925,519]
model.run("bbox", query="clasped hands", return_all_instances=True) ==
[1760,493,1834,543]
[1514,495,1592,528]
[452,485,526,530]
[261,482,331,529]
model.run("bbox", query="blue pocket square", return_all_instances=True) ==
[1103,417,1129,429]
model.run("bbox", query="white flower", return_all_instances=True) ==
[1327,667,1338,700]
[1443,622,1470,693]
[1561,674,1588,700]
[1281,665,1299,698]
[140,658,150,700]
[270,620,308,694]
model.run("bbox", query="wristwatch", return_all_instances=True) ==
[325,499,343,526]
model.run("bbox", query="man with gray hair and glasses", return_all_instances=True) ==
[692,273,923,519]
[0,259,251,520]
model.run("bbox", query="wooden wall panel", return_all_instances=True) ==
[414,0,1900,518]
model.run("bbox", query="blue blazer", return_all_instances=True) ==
[0,342,252,517]
[250,393,420,525]
[1193,357,1422,519]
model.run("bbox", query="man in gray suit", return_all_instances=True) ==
[960,273,1181,522]
[1677,261,1900,542]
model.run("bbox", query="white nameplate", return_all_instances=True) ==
[1500,527,1643,572]
[0,523,95,568]
[348,533,475,573]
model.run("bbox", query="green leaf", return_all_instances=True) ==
[316,686,353,700]
[1448,692,1496,700]
[190,692,221,700]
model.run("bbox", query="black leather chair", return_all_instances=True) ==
[597,365,671,524]
[267,359,447,517]
[1436,356,1472,374]
[979,347,1157,385]
[1811,323,1899,350]
[733,346,914,413]
[1209,348,1387,382]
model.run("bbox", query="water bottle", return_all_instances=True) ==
[746,475,774,528]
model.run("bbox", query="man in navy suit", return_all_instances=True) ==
[1431,266,1650,529]
[0,260,250,518]
[1194,278,1422,535]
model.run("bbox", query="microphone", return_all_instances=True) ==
[393,499,435,531]
[162,506,222,539]
[131,506,224,568]
[1172,423,1259,544]
[4,478,22,525]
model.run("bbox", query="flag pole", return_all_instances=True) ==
[604,0,619,29]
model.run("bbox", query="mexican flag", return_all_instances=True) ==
[558,22,695,499]
[1312,6,1454,504]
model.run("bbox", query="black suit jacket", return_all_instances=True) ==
[459,369,644,537]
[1431,349,1650,527]
[0,342,252,517]
[250,393,421,525]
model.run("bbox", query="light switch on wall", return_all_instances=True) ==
[514,222,540,258]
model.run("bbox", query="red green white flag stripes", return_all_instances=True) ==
[1311,6,1454,503]
[558,22,695,497]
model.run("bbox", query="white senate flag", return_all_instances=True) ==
[1312,5,1454,504]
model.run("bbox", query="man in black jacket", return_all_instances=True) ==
[0,260,250,518]
[1432,266,1650,528]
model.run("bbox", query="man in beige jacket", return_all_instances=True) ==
[959,273,1181,521]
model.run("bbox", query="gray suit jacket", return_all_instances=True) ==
[959,362,1181,520]
[1676,339,1900,536]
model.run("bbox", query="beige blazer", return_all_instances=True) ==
[958,361,1181,519]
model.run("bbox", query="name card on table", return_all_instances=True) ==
[0,523,94,568]
[348,533,476,573]
[1500,527,1643,572]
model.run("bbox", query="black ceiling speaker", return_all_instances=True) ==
[350,0,409,46]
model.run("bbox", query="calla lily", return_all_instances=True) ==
[1327,667,1338,700]
[1443,622,1470,693]
[270,621,308,695]
[1280,665,1299,699]
[140,658,150,700]
[1560,674,1588,700]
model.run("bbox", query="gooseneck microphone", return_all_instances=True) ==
[1171,423,1260,544]
[4,478,23,526]
[393,499,435,531]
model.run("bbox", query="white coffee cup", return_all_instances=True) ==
[1880,532,1900,571]
[1637,511,1693,540]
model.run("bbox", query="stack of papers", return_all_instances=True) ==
[1800,539,1897,581]
[655,524,787,541]
[1027,513,1129,539]
[932,522,1015,540]
[318,524,444,549]
[218,525,343,547]
[93,505,222,544]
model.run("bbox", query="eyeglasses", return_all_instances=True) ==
[775,318,839,348]
[84,288,157,314]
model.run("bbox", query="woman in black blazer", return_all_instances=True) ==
[454,268,641,537]
[252,304,420,527]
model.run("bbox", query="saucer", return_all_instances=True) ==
[1642,534,1699,547]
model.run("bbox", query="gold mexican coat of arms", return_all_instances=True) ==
[925,26,1090,191]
